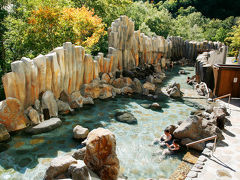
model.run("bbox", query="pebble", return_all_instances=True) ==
[191,167,202,172]
[194,164,203,169]
[195,161,204,166]
[187,171,198,178]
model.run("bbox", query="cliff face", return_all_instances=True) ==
[0,16,226,132]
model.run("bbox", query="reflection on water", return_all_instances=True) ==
[0,66,202,179]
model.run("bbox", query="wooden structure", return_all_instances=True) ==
[213,64,240,97]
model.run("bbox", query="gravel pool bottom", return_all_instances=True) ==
[0,66,201,179]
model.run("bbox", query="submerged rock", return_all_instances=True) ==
[73,125,89,139]
[150,103,162,110]
[44,155,77,180]
[115,112,137,124]
[140,104,151,109]
[0,123,10,142]
[25,118,62,134]
[166,82,183,98]
[179,70,186,74]
[84,128,119,180]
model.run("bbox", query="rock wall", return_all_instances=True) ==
[0,16,227,132]
[195,45,227,90]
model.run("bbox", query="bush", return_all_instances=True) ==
[3,5,106,60]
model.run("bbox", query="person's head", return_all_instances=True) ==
[164,129,170,135]
[172,139,178,145]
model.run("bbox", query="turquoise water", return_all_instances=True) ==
[0,66,202,180]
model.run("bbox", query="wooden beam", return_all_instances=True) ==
[214,94,231,101]
[186,135,217,147]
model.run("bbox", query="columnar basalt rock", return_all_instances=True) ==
[11,61,26,107]
[1,16,227,133]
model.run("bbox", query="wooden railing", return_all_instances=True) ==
[213,93,231,114]
[186,135,217,155]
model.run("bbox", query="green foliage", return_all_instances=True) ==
[225,23,240,57]
[72,0,132,26]
[154,0,240,20]
[170,12,207,41]
[3,5,106,61]
[126,1,172,37]
[203,16,235,42]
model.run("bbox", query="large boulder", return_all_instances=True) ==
[101,73,111,84]
[44,155,77,180]
[173,116,202,140]
[121,87,133,94]
[73,125,89,139]
[57,100,73,114]
[84,128,120,180]
[169,86,182,98]
[201,119,224,140]
[27,106,41,125]
[68,160,89,180]
[115,112,137,124]
[143,82,156,92]
[131,78,143,94]
[165,125,178,134]
[83,97,94,105]
[25,118,62,134]
[42,91,58,118]
[70,91,84,109]
[166,82,182,98]
[123,77,133,87]
[72,147,86,160]
[112,78,125,88]
[0,123,10,142]
[99,84,113,99]
[80,83,101,99]
[59,90,70,103]
[0,97,28,131]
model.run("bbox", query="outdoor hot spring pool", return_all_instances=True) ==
[0,66,205,179]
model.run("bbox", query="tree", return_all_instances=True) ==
[225,24,240,58]
[170,12,207,41]
[3,5,106,61]
[126,1,173,37]
[72,0,132,26]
